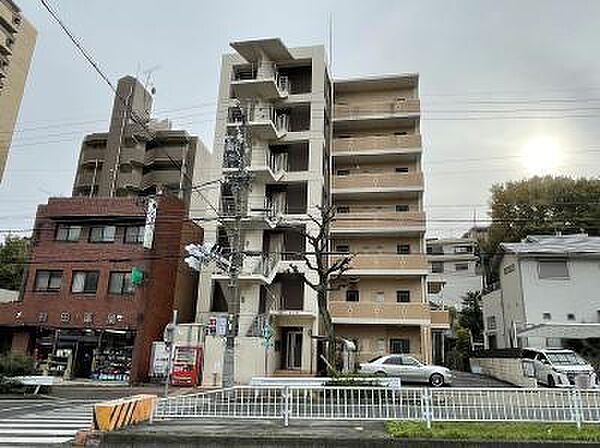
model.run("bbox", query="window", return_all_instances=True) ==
[336,169,350,176]
[376,338,386,353]
[390,338,410,354]
[336,206,350,214]
[397,244,411,255]
[567,313,576,321]
[395,204,409,212]
[383,356,403,365]
[543,312,552,321]
[71,271,99,294]
[538,260,569,279]
[34,270,63,292]
[395,167,409,173]
[396,290,411,303]
[336,244,350,253]
[124,225,145,244]
[374,291,385,303]
[346,289,359,302]
[56,224,81,242]
[431,261,444,273]
[108,272,134,295]
[455,263,469,271]
[89,225,116,243]
[427,282,442,294]
[486,316,497,330]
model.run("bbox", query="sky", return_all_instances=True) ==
[2,0,600,240]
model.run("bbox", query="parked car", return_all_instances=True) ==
[522,348,598,388]
[359,354,452,387]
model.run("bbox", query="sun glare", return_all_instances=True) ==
[520,136,562,176]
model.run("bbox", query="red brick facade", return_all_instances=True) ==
[0,195,202,382]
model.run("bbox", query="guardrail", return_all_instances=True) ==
[152,386,600,428]
[95,394,157,432]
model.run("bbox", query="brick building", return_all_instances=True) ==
[0,196,201,382]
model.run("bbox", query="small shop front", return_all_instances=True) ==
[35,328,135,382]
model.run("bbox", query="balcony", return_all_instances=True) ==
[0,33,13,56]
[329,302,431,324]
[224,145,287,182]
[332,172,424,195]
[430,310,451,329]
[334,99,420,131]
[227,104,287,140]
[231,63,289,100]
[333,134,421,158]
[213,254,280,284]
[0,2,19,34]
[331,211,425,235]
[335,254,428,275]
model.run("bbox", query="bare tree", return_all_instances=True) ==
[288,204,353,368]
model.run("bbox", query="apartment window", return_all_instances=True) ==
[543,312,552,321]
[346,289,359,302]
[486,316,497,330]
[455,263,469,272]
[336,206,350,214]
[108,272,134,295]
[567,313,576,321]
[336,244,350,253]
[71,271,99,294]
[431,261,444,273]
[336,169,350,176]
[538,260,569,280]
[395,204,410,212]
[397,244,411,255]
[395,167,409,173]
[34,270,63,292]
[374,291,385,303]
[427,282,442,294]
[56,224,81,242]
[396,290,411,303]
[89,225,116,243]
[390,338,410,354]
[124,225,145,244]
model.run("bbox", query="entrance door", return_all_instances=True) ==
[285,331,303,370]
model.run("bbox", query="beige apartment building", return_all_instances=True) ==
[0,0,36,181]
[330,76,449,364]
[194,38,449,384]
[72,76,202,207]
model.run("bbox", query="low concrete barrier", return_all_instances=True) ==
[94,394,157,432]
[470,358,536,387]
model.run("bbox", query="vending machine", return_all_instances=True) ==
[170,346,203,386]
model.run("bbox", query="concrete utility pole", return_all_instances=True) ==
[221,101,252,388]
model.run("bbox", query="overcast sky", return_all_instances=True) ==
[2,0,599,240]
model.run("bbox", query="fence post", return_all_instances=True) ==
[149,397,155,425]
[570,389,582,431]
[283,386,290,427]
[421,388,432,430]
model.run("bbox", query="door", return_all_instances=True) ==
[400,356,424,382]
[285,331,303,370]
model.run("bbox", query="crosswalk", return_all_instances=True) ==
[0,402,94,446]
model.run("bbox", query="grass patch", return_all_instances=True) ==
[386,421,600,442]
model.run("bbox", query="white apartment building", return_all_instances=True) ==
[426,238,482,310]
[482,234,600,350]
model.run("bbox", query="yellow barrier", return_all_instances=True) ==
[94,394,157,431]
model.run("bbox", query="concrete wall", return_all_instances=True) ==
[470,357,536,387]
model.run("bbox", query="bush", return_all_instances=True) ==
[0,353,36,377]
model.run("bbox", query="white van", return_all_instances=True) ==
[522,348,598,388]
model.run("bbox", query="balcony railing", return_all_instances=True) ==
[335,254,428,272]
[430,310,451,326]
[332,211,425,231]
[329,302,430,321]
[333,134,421,154]
[333,172,424,190]
[231,62,290,97]
[334,99,420,120]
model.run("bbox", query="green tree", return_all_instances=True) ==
[458,291,483,341]
[0,236,30,290]
[482,176,600,283]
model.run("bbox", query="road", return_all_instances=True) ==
[0,399,94,446]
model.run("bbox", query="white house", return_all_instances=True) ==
[482,234,600,349]
[427,238,483,310]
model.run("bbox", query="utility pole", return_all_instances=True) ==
[220,101,252,388]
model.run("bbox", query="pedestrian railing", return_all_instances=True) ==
[152,386,600,428]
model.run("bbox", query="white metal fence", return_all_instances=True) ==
[152,386,600,428]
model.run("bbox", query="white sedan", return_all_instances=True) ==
[359,354,453,387]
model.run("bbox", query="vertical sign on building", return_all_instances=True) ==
[143,198,157,249]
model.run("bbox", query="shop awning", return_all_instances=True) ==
[517,323,600,339]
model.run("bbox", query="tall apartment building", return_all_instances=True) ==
[330,76,449,365]
[195,38,449,384]
[426,237,482,310]
[72,76,200,207]
[0,0,36,181]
